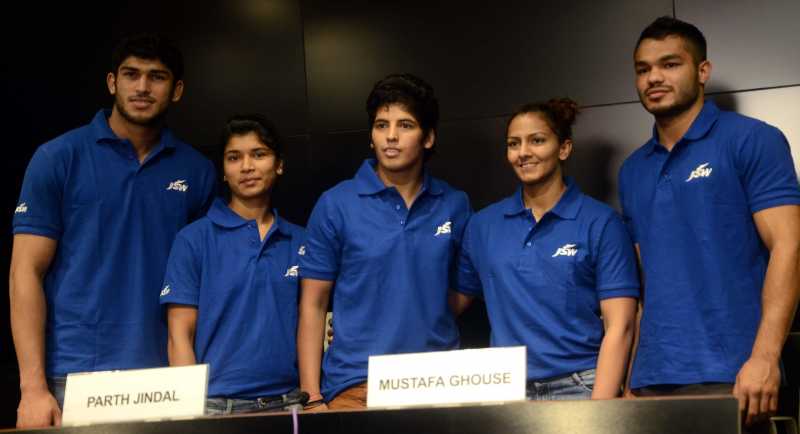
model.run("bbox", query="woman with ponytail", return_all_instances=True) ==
[452,99,639,399]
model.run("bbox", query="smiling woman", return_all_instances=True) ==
[452,98,640,401]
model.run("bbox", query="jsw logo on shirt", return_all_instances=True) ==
[298,245,306,256]
[160,285,171,297]
[285,265,299,277]
[552,243,578,257]
[686,163,712,182]
[15,203,28,214]
[435,221,452,236]
[166,179,189,192]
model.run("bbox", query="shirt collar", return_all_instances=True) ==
[354,159,442,196]
[207,197,292,237]
[503,176,583,220]
[644,100,720,155]
[91,109,177,150]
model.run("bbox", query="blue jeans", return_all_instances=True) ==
[206,390,304,415]
[526,368,595,400]
[47,377,67,409]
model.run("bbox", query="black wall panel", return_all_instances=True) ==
[301,0,672,133]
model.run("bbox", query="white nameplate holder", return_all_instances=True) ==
[62,364,208,426]
[367,346,526,408]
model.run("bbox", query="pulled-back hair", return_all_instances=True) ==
[507,98,580,143]
[636,16,707,64]
[111,33,185,81]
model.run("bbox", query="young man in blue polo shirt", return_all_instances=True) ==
[297,74,471,410]
[620,16,800,429]
[10,34,216,428]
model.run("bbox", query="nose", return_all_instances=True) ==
[519,142,533,158]
[647,66,664,85]
[134,75,150,94]
[241,154,255,171]
[387,124,399,141]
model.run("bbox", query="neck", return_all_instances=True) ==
[376,161,424,208]
[522,172,566,221]
[228,194,273,225]
[655,96,705,151]
[108,106,163,162]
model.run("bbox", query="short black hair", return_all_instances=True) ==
[366,73,439,157]
[111,33,185,81]
[218,113,283,162]
[636,16,707,64]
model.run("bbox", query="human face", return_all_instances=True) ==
[370,104,433,174]
[634,36,710,118]
[106,56,184,127]
[506,113,571,186]
[223,132,283,201]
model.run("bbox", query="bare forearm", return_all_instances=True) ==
[623,304,642,394]
[297,303,326,399]
[167,336,197,366]
[751,243,800,361]
[10,272,48,393]
[593,322,634,399]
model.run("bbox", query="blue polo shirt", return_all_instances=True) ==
[619,101,800,389]
[159,198,304,398]
[300,159,471,401]
[457,178,639,380]
[12,110,217,377]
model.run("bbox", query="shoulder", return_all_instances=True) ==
[281,219,307,239]
[430,177,471,207]
[619,143,652,176]
[169,139,215,171]
[467,195,514,234]
[579,194,619,222]
[174,215,214,245]
[36,124,95,161]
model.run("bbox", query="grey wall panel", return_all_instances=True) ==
[302,0,672,133]
[710,86,800,176]
[570,102,654,209]
[676,0,800,92]
[429,116,516,211]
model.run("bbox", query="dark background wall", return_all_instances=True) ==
[2,0,798,427]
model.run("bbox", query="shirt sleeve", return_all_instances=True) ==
[298,193,342,281]
[12,146,64,240]
[455,215,484,296]
[736,122,800,213]
[449,191,474,290]
[617,162,638,244]
[192,158,218,222]
[159,231,201,306]
[594,213,640,300]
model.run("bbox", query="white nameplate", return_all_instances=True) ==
[62,364,208,426]
[367,346,526,408]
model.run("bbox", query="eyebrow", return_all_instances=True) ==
[119,66,171,75]
[635,53,683,66]
[374,117,418,124]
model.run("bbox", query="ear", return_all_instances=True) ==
[276,159,284,175]
[697,60,712,86]
[106,72,117,95]
[559,139,573,161]
[423,129,436,150]
[171,80,185,103]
